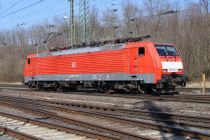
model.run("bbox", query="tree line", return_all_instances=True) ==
[0,0,209,82]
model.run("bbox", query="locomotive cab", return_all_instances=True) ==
[155,44,186,92]
[124,42,186,94]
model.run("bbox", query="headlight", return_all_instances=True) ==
[162,69,168,72]
[178,69,183,72]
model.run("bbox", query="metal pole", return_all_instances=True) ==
[208,1,210,67]
[80,0,90,44]
[201,74,206,95]
[84,0,87,43]
[112,7,118,40]
[37,45,39,54]
[69,0,74,46]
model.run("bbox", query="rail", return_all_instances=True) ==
[0,95,209,139]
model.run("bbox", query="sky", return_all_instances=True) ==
[0,0,201,30]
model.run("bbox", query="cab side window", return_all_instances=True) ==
[28,58,30,64]
[138,47,145,56]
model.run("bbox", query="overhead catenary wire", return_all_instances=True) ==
[103,5,206,23]
[0,0,47,19]
[47,4,207,49]
[0,0,117,28]
[0,0,206,29]
[0,0,24,16]
[5,6,205,30]
[15,0,61,22]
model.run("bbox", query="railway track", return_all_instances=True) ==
[0,97,152,140]
[0,112,96,140]
[1,84,210,104]
[0,95,209,139]
[78,91,210,104]
[1,83,210,92]
[176,87,210,93]
[0,124,39,140]
[4,94,208,126]
[45,90,210,104]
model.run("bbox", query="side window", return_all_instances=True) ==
[28,58,30,65]
[138,47,145,56]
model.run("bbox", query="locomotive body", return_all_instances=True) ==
[23,41,186,93]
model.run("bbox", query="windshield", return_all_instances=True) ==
[155,45,178,56]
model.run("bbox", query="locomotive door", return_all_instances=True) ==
[129,48,138,74]
[138,47,147,74]
[28,57,35,76]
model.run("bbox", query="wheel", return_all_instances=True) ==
[36,83,43,91]
[55,83,63,92]
[98,84,110,93]
[69,84,77,91]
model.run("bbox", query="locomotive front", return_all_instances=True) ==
[155,44,186,92]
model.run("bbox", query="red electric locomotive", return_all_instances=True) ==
[23,36,186,94]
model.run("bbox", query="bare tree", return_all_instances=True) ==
[0,0,209,81]
[101,8,119,40]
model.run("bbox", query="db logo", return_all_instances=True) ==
[71,62,77,68]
